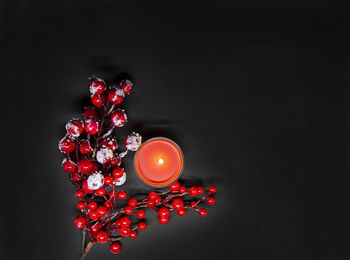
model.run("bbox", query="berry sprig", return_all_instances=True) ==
[58,77,218,259]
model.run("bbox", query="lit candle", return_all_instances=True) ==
[134,137,184,187]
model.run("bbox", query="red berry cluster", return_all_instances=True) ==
[59,77,217,258]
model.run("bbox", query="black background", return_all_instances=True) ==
[1,0,349,259]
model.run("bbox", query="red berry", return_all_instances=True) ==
[66,119,84,137]
[119,79,133,94]
[104,176,114,186]
[96,231,109,243]
[88,201,97,210]
[119,226,131,236]
[84,119,100,135]
[148,191,157,200]
[169,181,180,191]
[59,136,75,153]
[110,154,121,167]
[208,185,217,194]
[112,167,124,179]
[82,107,98,122]
[71,172,81,183]
[96,205,108,217]
[91,161,98,172]
[172,198,184,210]
[197,186,204,195]
[96,188,106,197]
[73,216,86,228]
[100,137,118,151]
[75,190,84,199]
[88,210,99,220]
[190,201,198,209]
[89,77,106,95]
[136,210,146,219]
[91,94,105,107]
[138,222,147,230]
[154,195,162,204]
[147,200,155,207]
[110,109,127,127]
[108,87,125,105]
[78,158,93,174]
[109,242,122,254]
[189,186,198,196]
[198,208,207,217]
[124,206,133,215]
[104,200,113,208]
[115,219,121,229]
[76,201,86,210]
[158,207,170,218]
[158,217,169,225]
[177,208,186,216]
[79,140,92,155]
[62,158,76,173]
[91,223,100,233]
[128,198,138,207]
[118,191,127,199]
[82,180,94,194]
[129,231,137,239]
[110,242,121,254]
[179,186,187,194]
[109,190,118,200]
[206,197,215,205]
[119,216,130,227]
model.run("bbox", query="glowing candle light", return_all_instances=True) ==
[134,137,184,187]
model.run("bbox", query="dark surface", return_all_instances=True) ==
[1,0,349,259]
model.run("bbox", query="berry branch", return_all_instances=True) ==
[59,77,217,259]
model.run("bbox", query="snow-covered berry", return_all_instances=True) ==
[119,79,133,94]
[82,107,98,122]
[115,172,126,186]
[79,140,93,155]
[62,158,77,173]
[84,119,100,135]
[89,77,106,95]
[110,109,127,127]
[87,172,104,190]
[91,94,105,107]
[124,132,142,151]
[65,119,84,138]
[59,136,75,153]
[108,87,124,105]
[96,147,113,164]
[100,137,117,151]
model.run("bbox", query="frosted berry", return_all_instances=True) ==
[91,94,105,107]
[108,87,124,104]
[124,132,142,151]
[82,107,98,122]
[197,186,204,195]
[177,208,186,216]
[110,242,121,254]
[100,137,117,151]
[89,77,106,95]
[207,197,216,205]
[169,181,180,191]
[76,201,86,210]
[79,140,92,155]
[74,190,84,199]
[128,198,138,207]
[172,198,184,210]
[96,231,109,243]
[138,222,147,230]
[115,172,126,186]
[129,231,137,239]
[84,119,100,135]
[119,226,131,236]
[59,136,75,153]
[110,109,127,127]
[199,208,207,217]
[66,119,84,137]
[96,147,113,164]
[119,79,133,94]
[96,205,108,217]
[158,207,170,218]
[158,217,169,225]
[208,185,217,194]
[62,158,76,173]
[148,191,157,200]
[78,158,93,174]
[73,216,86,228]
[104,176,114,186]
[118,191,127,199]
[189,186,198,196]
[136,209,146,219]
[179,186,187,194]
[96,188,106,197]
[82,180,94,194]
[112,167,124,179]
[110,154,121,167]
[88,210,99,220]
[124,206,133,215]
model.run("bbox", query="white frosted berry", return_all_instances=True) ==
[125,132,142,151]
[115,172,126,186]
[96,148,114,164]
[87,172,104,190]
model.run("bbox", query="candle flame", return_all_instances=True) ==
[158,158,164,165]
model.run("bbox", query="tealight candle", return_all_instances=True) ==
[134,137,184,187]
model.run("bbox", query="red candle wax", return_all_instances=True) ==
[134,137,184,187]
